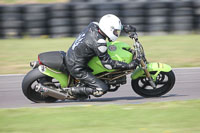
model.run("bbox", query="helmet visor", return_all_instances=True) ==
[113,29,121,37]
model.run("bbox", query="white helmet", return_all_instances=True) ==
[99,14,122,42]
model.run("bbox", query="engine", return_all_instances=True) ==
[105,76,127,85]
[98,72,127,86]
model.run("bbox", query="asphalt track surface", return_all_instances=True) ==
[0,68,200,108]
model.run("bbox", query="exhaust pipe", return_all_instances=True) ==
[35,84,68,100]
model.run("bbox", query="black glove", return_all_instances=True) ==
[129,32,138,39]
[123,25,136,33]
[128,59,140,69]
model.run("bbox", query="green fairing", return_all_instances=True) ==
[131,62,172,81]
[39,66,69,88]
[88,41,133,75]
[39,41,133,88]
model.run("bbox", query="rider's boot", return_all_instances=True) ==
[67,87,105,99]
[65,87,93,100]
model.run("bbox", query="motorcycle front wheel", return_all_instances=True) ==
[22,68,58,103]
[131,71,175,97]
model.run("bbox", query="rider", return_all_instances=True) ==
[65,14,139,99]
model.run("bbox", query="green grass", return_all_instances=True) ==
[0,100,200,133]
[0,34,200,74]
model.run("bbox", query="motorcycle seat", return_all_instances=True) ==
[38,51,68,72]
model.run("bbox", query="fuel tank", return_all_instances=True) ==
[88,41,133,75]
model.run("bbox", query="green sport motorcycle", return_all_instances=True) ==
[22,33,176,103]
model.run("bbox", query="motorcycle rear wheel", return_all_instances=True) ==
[22,68,58,103]
[131,70,175,97]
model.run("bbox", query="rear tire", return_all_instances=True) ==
[131,70,175,97]
[22,68,57,103]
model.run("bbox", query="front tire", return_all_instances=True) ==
[131,70,175,97]
[22,68,57,103]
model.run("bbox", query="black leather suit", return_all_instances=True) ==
[65,22,134,97]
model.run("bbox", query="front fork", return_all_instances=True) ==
[131,33,157,89]
[140,60,157,89]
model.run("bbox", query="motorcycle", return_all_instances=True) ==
[22,32,176,103]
